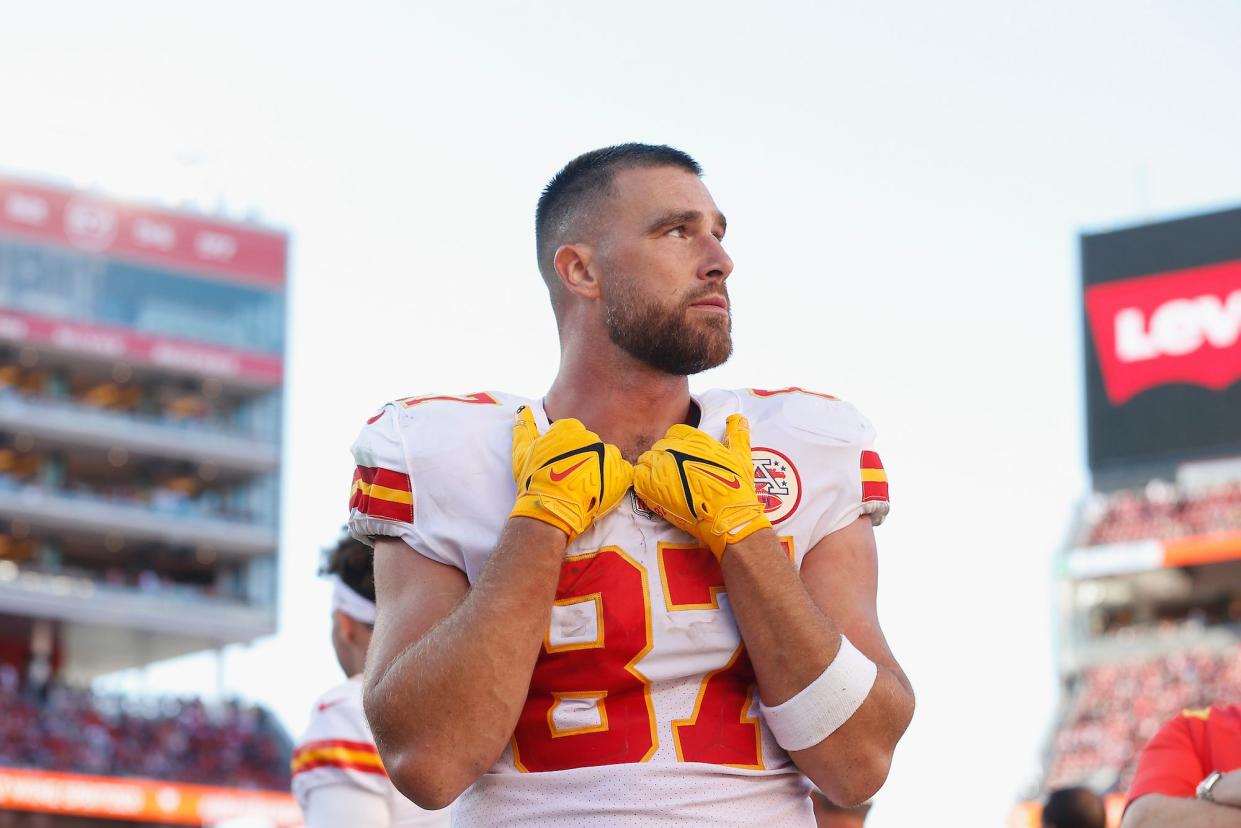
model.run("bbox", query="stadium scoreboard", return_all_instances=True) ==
[1081,206,1241,474]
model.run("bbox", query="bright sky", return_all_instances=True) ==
[3,2,1241,825]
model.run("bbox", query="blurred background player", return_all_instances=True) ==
[291,534,451,827]
[1042,787,1106,828]
[1121,704,1241,827]
[811,791,871,827]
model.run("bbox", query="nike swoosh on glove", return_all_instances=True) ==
[510,406,633,541]
[634,413,771,560]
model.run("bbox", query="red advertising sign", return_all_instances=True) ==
[0,766,301,826]
[0,308,284,386]
[1084,260,1241,405]
[0,176,287,288]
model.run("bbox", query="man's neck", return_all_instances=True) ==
[545,344,696,463]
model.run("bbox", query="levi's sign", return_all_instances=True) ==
[1084,260,1241,405]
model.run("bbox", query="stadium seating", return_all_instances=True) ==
[0,364,265,438]
[1044,642,1241,793]
[1080,481,1241,546]
[0,671,290,790]
[0,466,257,525]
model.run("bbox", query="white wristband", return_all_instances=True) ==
[759,635,877,752]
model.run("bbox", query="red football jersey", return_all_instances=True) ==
[1126,704,1241,809]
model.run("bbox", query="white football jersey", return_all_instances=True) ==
[292,675,452,827]
[349,388,890,828]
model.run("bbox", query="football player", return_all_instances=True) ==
[291,534,451,827]
[350,144,914,826]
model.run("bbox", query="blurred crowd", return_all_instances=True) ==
[1045,642,1241,794]
[1080,480,1241,546]
[0,549,243,605]
[0,666,290,790]
[0,360,270,440]
[1091,598,1241,641]
[0,465,259,526]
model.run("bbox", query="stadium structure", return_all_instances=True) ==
[0,175,299,827]
[1011,206,1241,827]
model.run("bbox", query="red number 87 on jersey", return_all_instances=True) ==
[511,540,793,773]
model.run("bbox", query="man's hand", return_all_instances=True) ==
[1210,770,1241,809]
[510,406,632,541]
[634,413,771,559]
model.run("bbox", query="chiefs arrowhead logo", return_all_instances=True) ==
[751,447,802,524]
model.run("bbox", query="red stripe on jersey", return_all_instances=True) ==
[291,758,389,778]
[348,468,366,512]
[398,391,499,408]
[353,466,411,492]
[350,466,415,523]
[863,480,890,503]
[860,450,889,503]
[376,468,410,491]
[349,468,366,511]
[750,386,839,401]
[363,496,415,522]
[294,739,379,755]
[292,739,387,777]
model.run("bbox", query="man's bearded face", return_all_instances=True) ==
[603,278,732,376]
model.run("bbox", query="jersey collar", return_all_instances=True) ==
[532,398,553,433]
[691,390,739,442]
[536,392,736,441]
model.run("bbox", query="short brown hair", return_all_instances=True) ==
[320,533,375,603]
[535,143,702,284]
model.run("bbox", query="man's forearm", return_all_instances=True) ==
[366,518,565,803]
[723,529,912,706]
[721,529,841,702]
[720,528,912,803]
[1124,794,1241,828]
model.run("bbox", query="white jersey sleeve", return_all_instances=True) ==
[292,677,390,808]
[303,784,389,828]
[348,402,430,559]
[723,387,891,566]
[348,391,532,579]
[292,676,453,828]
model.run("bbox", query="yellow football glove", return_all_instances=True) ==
[634,413,771,560]
[510,406,633,541]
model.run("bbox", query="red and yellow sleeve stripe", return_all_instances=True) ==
[350,466,414,523]
[860,451,889,503]
[291,739,388,778]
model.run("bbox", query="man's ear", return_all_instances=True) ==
[553,243,600,301]
[337,611,361,646]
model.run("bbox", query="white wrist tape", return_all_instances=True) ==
[759,635,877,751]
